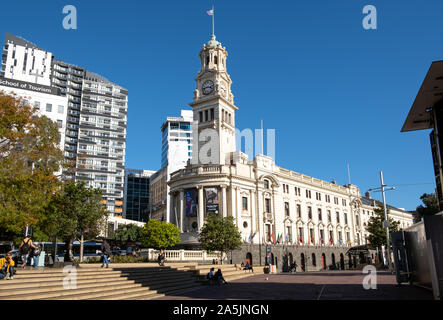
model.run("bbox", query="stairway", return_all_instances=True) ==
[0,263,261,300]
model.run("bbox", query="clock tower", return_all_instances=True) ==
[190,34,238,165]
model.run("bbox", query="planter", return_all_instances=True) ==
[263,266,270,274]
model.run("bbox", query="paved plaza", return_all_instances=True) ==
[155,270,433,300]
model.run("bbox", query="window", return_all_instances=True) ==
[328,210,331,222]
[355,215,360,226]
[46,103,52,112]
[308,206,312,220]
[57,120,63,128]
[296,204,301,218]
[34,101,40,110]
[306,189,311,198]
[205,110,208,122]
[316,192,321,201]
[298,227,304,243]
[210,108,214,120]
[264,179,269,189]
[295,187,301,196]
[265,198,271,213]
[320,230,325,244]
[342,199,347,206]
[284,202,290,216]
[58,105,64,114]
[344,213,348,225]
[310,228,315,244]
[336,212,340,224]
[286,226,292,243]
[318,208,322,221]
[325,195,330,203]
[199,111,203,122]
[242,197,248,210]
[329,230,334,244]
[266,224,271,242]
[334,197,339,205]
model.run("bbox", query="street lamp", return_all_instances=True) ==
[368,171,395,271]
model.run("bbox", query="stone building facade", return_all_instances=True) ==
[165,34,415,270]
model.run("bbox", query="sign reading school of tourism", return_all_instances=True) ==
[205,187,219,214]
[0,77,60,95]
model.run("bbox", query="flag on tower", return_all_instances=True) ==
[207,9,214,16]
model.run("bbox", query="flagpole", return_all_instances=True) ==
[212,5,215,36]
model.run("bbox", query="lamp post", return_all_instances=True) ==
[368,170,395,271]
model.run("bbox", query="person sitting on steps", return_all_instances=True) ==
[0,252,15,280]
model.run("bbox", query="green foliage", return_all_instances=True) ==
[416,193,439,221]
[42,180,109,261]
[114,224,144,244]
[141,219,181,250]
[198,214,242,263]
[366,207,400,248]
[0,92,64,234]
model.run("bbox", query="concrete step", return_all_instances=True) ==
[1,272,199,294]
[99,282,201,300]
[51,278,199,300]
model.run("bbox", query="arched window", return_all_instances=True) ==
[264,179,269,189]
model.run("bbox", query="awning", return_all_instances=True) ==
[401,60,443,132]
[345,245,376,255]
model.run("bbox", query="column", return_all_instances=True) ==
[222,186,227,217]
[198,186,204,231]
[179,190,184,232]
[231,186,237,223]
[168,192,174,224]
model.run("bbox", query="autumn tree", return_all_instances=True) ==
[0,91,64,237]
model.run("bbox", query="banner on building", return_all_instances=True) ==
[185,189,198,217]
[205,187,219,214]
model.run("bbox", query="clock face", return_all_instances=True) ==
[202,80,214,95]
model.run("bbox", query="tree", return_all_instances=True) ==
[43,181,109,262]
[366,207,400,248]
[141,220,181,250]
[416,193,439,221]
[0,91,64,236]
[115,224,144,244]
[198,214,242,264]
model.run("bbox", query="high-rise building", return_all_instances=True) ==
[150,109,193,222]
[0,33,128,216]
[123,169,155,222]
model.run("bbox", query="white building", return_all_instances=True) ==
[165,34,415,269]
[0,78,68,162]
[1,33,128,217]
[150,109,193,222]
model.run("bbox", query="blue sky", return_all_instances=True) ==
[1,0,442,210]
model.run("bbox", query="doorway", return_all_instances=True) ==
[340,253,345,270]
[301,253,306,271]
[322,253,326,270]
[246,252,252,266]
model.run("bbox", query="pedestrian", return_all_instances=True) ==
[19,235,37,270]
[101,240,111,268]
[215,268,227,285]
[0,252,15,280]
[31,244,42,268]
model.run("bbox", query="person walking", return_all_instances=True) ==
[0,252,15,280]
[101,240,111,268]
[19,235,37,270]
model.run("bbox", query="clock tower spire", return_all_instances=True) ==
[190,34,238,165]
